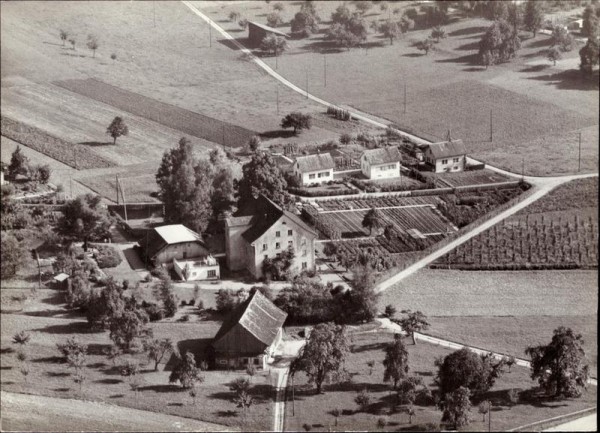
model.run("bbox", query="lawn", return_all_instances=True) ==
[284,332,597,432]
[0,312,272,431]
[204,2,599,176]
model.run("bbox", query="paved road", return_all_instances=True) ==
[543,413,597,431]
[0,391,232,432]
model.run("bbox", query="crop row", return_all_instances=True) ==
[315,195,440,211]
[434,211,599,270]
[433,170,510,188]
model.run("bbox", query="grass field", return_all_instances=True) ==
[203,2,599,176]
[0,313,272,430]
[284,332,597,432]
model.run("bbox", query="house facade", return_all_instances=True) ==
[361,147,402,180]
[144,224,219,280]
[423,140,467,173]
[292,153,335,186]
[212,290,287,370]
[225,195,317,280]
[247,21,288,47]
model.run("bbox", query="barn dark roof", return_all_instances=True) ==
[248,21,288,37]
[230,195,317,244]
[427,140,467,159]
[294,153,335,173]
[362,147,401,165]
[213,290,287,348]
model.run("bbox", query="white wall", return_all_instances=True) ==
[294,166,334,186]
[367,162,400,180]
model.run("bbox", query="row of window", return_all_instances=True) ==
[264,237,306,251]
[275,229,293,237]
[441,157,461,165]
[378,164,396,171]
[308,171,331,179]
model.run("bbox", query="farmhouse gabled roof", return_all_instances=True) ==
[294,153,335,173]
[248,21,288,38]
[427,139,467,159]
[362,147,401,165]
[230,195,317,244]
[213,290,287,348]
[146,224,204,259]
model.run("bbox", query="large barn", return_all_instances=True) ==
[247,21,287,47]
[212,290,287,370]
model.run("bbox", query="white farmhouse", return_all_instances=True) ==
[292,153,335,186]
[361,147,402,180]
[424,140,467,173]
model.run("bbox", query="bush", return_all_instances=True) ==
[197,299,204,310]
[94,245,122,269]
[180,314,190,322]
[141,301,165,322]
[327,106,351,121]
[340,133,352,145]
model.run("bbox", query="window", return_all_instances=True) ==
[302,249,307,257]
[182,251,187,259]
[309,174,316,179]
[302,262,307,269]
[276,242,280,249]
[288,240,293,247]
[218,359,227,365]
[264,254,268,260]
[288,229,293,236]
[442,159,448,165]
[318,171,329,178]
[262,244,267,251]
[276,231,280,237]
[453,157,460,163]
[207,270,216,278]
[254,358,260,365]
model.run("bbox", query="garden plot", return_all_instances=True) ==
[433,169,513,188]
[315,196,440,212]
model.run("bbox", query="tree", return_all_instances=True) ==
[106,116,128,145]
[153,277,177,318]
[1,232,27,280]
[383,304,396,319]
[248,285,274,302]
[550,25,574,52]
[86,34,99,58]
[579,37,600,76]
[263,245,296,281]
[383,336,409,389]
[12,331,31,346]
[525,327,589,398]
[478,400,490,422]
[436,348,506,397]
[397,310,429,345]
[59,194,111,248]
[8,145,29,180]
[399,15,415,34]
[156,138,214,234]
[291,10,319,37]
[292,322,349,394]
[331,3,353,26]
[111,53,117,61]
[478,19,521,66]
[281,112,312,135]
[216,289,243,314]
[416,38,435,55]
[109,298,150,351]
[247,135,261,153]
[266,12,283,28]
[230,378,254,425]
[261,33,288,57]
[507,2,521,34]
[236,151,291,209]
[582,4,600,39]
[354,1,372,15]
[430,25,446,43]
[37,164,51,184]
[230,376,251,395]
[239,18,249,29]
[229,11,240,22]
[547,46,562,66]
[362,207,385,236]
[144,338,174,371]
[86,278,125,330]
[355,388,371,411]
[524,0,544,38]
[169,351,203,389]
[347,264,379,322]
[441,386,471,429]
[379,19,402,45]
[60,29,69,46]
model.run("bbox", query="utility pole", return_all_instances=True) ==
[209,24,212,48]
[70,173,73,199]
[578,132,581,172]
[276,85,279,115]
[324,55,327,87]
[306,69,309,99]
[292,374,295,416]
[116,174,119,204]
[490,109,493,142]
[521,157,525,180]
[403,83,407,114]
[153,1,156,27]
[488,400,491,432]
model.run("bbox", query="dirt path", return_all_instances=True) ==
[0,391,232,432]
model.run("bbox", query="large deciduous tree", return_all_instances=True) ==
[383,335,409,389]
[582,4,600,39]
[292,322,349,394]
[328,4,368,49]
[59,193,112,249]
[8,146,29,180]
[478,19,521,66]
[362,207,385,236]
[281,112,312,135]
[106,116,129,145]
[550,25,574,52]
[156,137,213,234]
[397,310,429,345]
[579,37,599,76]
[109,297,150,351]
[1,231,27,280]
[525,326,589,398]
[169,351,203,389]
[291,10,320,37]
[524,0,544,38]
[441,386,472,429]
[235,151,291,209]
[261,33,288,57]
[380,20,402,45]
[144,338,174,371]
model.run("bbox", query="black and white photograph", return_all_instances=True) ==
[0,0,597,431]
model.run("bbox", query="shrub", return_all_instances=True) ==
[94,245,122,268]
[180,314,190,322]
[141,301,165,322]
[339,133,352,145]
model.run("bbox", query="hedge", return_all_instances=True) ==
[94,245,123,268]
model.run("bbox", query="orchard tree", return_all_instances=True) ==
[347,264,379,322]
[547,46,562,66]
[430,25,446,43]
[579,37,600,76]
[106,116,129,145]
[281,112,312,135]
[8,145,29,180]
[399,15,415,34]
[290,10,320,37]
[524,0,544,38]
[397,310,429,345]
[380,19,402,45]
[441,386,472,429]
[292,322,349,394]
[60,29,69,46]
[109,298,150,351]
[261,34,288,56]
[1,232,27,280]
[266,12,283,28]
[582,4,600,39]
[551,25,574,52]
[416,38,434,55]
[479,19,520,65]
[354,1,372,15]
[144,338,174,371]
[156,137,214,234]
[362,207,385,236]
[525,327,589,398]
[59,193,112,248]
[169,351,203,389]
[383,335,409,389]
[69,37,76,50]
[236,151,291,209]
[86,34,99,57]
[229,11,240,22]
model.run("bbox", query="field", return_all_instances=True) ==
[518,177,599,215]
[431,169,513,188]
[284,332,597,432]
[0,313,273,430]
[204,2,599,175]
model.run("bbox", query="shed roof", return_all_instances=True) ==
[294,153,335,173]
[53,273,70,282]
[155,224,201,244]
[427,140,467,159]
[213,290,287,349]
[362,147,401,165]
[248,21,288,37]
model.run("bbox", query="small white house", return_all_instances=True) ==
[173,255,220,281]
[292,153,335,186]
[424,140,467,173]
[361,147,402,180]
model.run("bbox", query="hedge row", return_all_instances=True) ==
[289,186,355,197]
[326,106,351,121]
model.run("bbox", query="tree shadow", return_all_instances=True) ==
[166,338,214,371]
[299,39,346,54]
[520,64,550,73]
[60,52,87,58]
[2,381,15,385]
[87,344,112,356]
[259,130,297,140]
[210,384,273,403]
[1,347,15,354]
[0,366,13,370]
[43,41,64,47]
[436,53,480,66]
[526,69,600,91]
[78,141,114,147]
[30,321,95,334]
[217,37,247,51]
[109,393,124,398]
[448,26,487,37]
[402,53,424,58]
[415,370,434,377]
[32,356,65,364]
[525,37,552,49]
[215,410,238,418]
[462,66,486,72]
[456,41,480,51]
[350,342,388,353]
[139,384,182,393]
[94,378,123,384]
[341,230,368,238]
[168,402,184,406]
[46,371,70,377]
[521,49,548,59]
